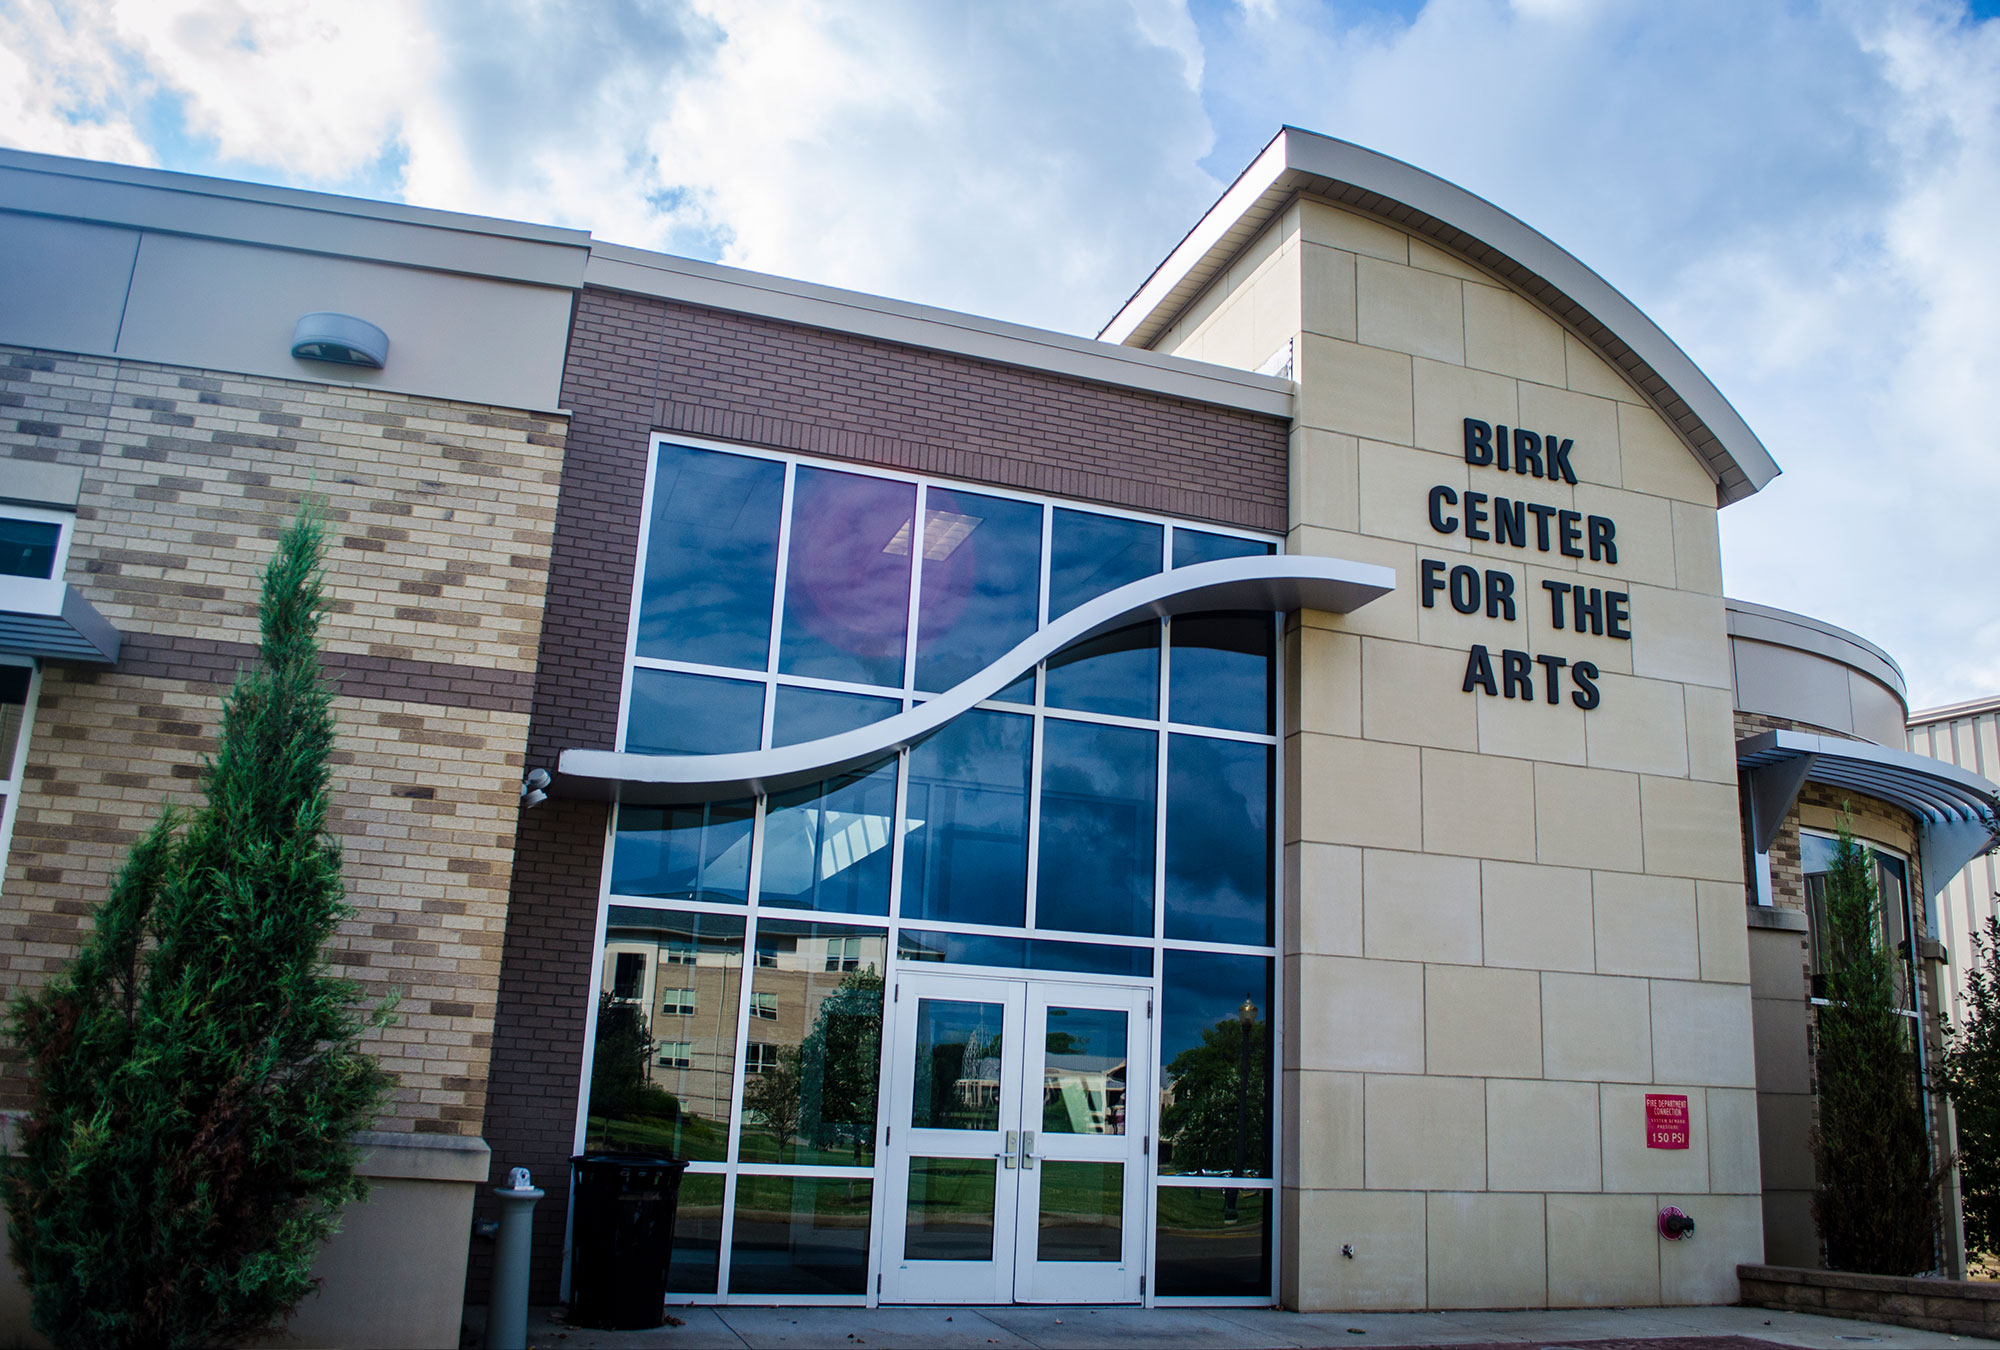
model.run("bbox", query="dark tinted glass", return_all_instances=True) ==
[1036,719,1156,937]
[667,1172,725,1294]
[901,710,1031,927]
[759,763,899,916]
[609,802,753,903]
[1169,613,1274,734]
[1164,736,1273,944]
[915,488,1043,692]
[1155,1186,1271,1296]
[898,930,1153,978]
[1159,950,1271,1178]
[1048,509,1161,618]
[635,444,784,670]
[1044,623,1159,720]
[0,519,59,579]
[728,1174,873,1295]
[1037,1161,1123,1261]
[586,909,743,1161]
[625,669,763,755]
[1172,529,1272,568]
[738,920,886,1167]
[780,467,915,687]
[771,687,900,747]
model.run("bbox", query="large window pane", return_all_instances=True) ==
[906,1159,998,1261]
[739,920,887,1166]
[1044,623,1159,720]
[636,443,784,670]
[1172,529,1272,568]
[1155,1186,1271,1296]
[901,709,1031,928]
[758,764,899,916]
[914,488,1043,692]
[586,909,743,1162]
[1048,509,1161,618]
[1043,1007,1127,1136]
[1036,720,1156,938]
[667,1172,726,1294]
[728,1174,873,1295]
[625,669,763,755]
[610,801,753,904]
[1164,736,1273,945]
[779,467,915,688]
[1168,613,1273,734]
[1037,1161,1123,1262]
[771,687,900,747]
[1159,950,1271,1178]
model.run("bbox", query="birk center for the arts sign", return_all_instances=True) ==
[1420,418,1635,711]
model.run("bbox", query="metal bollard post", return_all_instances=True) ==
[485,1166,545,1350]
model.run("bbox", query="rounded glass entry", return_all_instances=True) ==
[879,971,1151,1304]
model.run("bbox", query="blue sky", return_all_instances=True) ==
[5,0,2000,708]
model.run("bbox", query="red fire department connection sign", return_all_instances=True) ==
[1645,1093,1690,1149]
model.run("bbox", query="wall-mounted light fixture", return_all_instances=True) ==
[290,312,389,369]
[520,768,550,809]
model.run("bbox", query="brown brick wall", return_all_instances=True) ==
[0,347,566,1134]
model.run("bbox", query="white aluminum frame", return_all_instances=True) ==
[567,435,1288,1307]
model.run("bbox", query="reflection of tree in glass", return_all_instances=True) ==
[743,967,883,1162]
[919,1025,1004,1131]
[1159,1012,1268,1175]
[586,992,685,1153]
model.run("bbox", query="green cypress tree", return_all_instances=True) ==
[1810,822,1939,1273]
[3,509,391,1348]
[1943,914,2000,1265]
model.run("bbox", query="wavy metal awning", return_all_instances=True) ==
[560,552,1395,805]
[0,577,121,664]
[1738,728,2000,905]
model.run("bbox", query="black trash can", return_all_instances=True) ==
[568,1152,689,1330]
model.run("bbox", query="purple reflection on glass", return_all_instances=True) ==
[780,468,916,688]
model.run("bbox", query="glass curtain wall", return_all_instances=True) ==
[582,437,1281,1303]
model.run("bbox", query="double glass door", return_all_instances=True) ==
[880,972,1151,1304]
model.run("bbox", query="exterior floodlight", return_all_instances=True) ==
[290,312,389,369]
[521,768,550,809]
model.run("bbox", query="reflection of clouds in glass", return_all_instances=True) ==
[901,709,1031,927]
[1165,735,1271,945]
[915,488,1042,692]
[1049,508,1161,618]
[637,445,784,671]
[781,468,914,685]
[1036,719,1156,937]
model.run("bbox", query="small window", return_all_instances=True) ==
[660,988,697,1017]
[0,518,61,580]
[755,944,779,969]
[657,1041,692,1070]
[1802,831,1919,1010]
[824,935,861,973]
[750,991,779,1020]
[660,939,697,966]
[611,951,646,1001]
[745,1042,780,1075]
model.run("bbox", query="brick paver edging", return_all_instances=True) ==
[1740,1261,2000,1337]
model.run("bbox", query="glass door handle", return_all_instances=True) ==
[1021,1129,1036,1170]
[1000,1130,1019,1169]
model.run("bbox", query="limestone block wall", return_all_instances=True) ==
[0,346,565,1135]
[1159,198,1758,1310]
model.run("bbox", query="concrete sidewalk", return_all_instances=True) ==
[465,1303,2000,1349]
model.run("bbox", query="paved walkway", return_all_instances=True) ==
[470,1304,2000,1349]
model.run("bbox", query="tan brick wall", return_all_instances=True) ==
[0,346,567,1135]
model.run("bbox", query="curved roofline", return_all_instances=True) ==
[1100,128,1780,506]
[1724,596,1907,702]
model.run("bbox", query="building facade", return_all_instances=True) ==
[0,128,1993,1344]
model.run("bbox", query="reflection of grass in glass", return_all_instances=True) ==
[1155,1184,1264,1230]
[909,1159,996,1219]
[584,1111,726,1161]
[1036,1162,1122,1223]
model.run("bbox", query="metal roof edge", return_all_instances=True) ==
[1724,597,1907,701]
[1100,127,1781,506]
[0,147,591,289]
[584,243,1295,418]
[1909,692,2000,728]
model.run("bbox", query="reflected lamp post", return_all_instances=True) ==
[1225,995,1256,1223]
